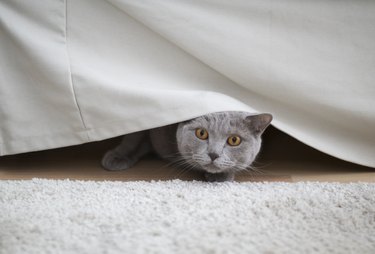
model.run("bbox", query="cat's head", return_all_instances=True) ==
[176,111,272,174]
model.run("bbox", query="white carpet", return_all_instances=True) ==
[1,179,374,254]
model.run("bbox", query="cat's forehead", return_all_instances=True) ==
[189,112,249,133]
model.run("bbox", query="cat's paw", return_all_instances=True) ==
[204,172,235,182]
[101,150,137,171]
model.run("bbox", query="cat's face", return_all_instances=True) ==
[176,112,272,174]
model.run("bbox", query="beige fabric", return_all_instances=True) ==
[0,0,374,167]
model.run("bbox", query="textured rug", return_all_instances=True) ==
[1,179,374,254]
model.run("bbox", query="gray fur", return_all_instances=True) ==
[102,111,272,182]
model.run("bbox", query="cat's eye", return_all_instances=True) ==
[227,136,241,146]
[195,128,208,140]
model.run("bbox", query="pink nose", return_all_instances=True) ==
[208,153,219,161]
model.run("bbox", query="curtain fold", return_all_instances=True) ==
[1,0,374,167]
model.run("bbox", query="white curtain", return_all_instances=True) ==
[1,0,374,167]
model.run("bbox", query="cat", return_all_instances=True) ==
[101,111,272,182]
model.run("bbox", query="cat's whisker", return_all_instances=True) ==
[251,160,273,169]
[164,159,193,178]
[235,166,263,181]
[170,162,191,171]
[173,161,197,179]
[159,158,186,170]
[232,163,268,178]
[160,153,193,166]
[163,152,191,158]
[175,167,193,179]
[245,166,267,175]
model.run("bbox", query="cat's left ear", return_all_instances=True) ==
[245,113,273,135]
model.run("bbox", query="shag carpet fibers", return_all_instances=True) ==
[1,179,374,253]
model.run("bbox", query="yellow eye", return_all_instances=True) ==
[195,128,209,140]
[227,136,241,146]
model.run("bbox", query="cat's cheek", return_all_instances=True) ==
[181,144,193,154]
[246,151,258,165]
[226,147,243,160]
[250,142,262,161]
[180,134,196,153]
[192,139,208,153]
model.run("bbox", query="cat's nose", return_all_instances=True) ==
[208,153,219,161]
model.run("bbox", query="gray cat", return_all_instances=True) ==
[101,111,272,182]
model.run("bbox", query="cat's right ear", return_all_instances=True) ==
[245,113,273,135]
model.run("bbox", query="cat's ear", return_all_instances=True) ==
[245,113,273,135]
